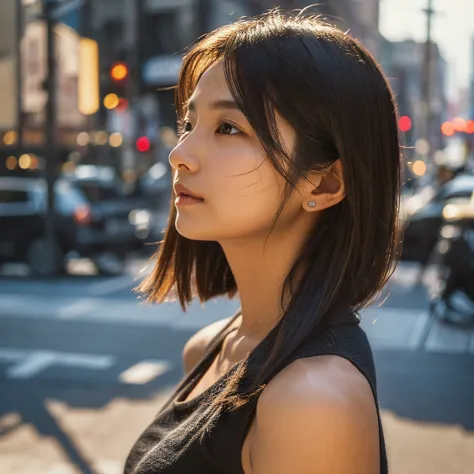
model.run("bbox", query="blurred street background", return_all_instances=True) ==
[1,0,474,473]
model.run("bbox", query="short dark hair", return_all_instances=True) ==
[138,9,402,412]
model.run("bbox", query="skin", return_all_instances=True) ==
[173,62,380,474]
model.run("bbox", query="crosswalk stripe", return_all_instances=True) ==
[0,348,115,379]
[119,360,172,385]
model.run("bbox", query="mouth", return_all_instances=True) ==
[174,183,204,205]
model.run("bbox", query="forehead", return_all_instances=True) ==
[189,61,231,102]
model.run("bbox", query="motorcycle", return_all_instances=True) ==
[426,199,474,326]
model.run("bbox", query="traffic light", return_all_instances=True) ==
[102,62,130,114]
[110,62,129,83]
[398,116,412,133]
[136,136,151,153]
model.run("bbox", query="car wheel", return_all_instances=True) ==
[26,238,64,277]
[93,253,126,276]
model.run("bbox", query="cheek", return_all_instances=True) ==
[175,153,285,241]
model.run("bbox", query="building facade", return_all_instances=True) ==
[385,39,447,151]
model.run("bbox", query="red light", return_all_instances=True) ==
[453,117,466,132]
[398,116,412,132]
[467,120,474,134]
[74,205,91,226]
[116,98,129,112]
[441,121,455,136]
[136,136,151,152]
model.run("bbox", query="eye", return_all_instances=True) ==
[177,119,192,137]
[216,121,241,135]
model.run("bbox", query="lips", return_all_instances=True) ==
[174,183,204,200]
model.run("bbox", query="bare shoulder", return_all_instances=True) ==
[250,355,380,474]
[182,315,238,374]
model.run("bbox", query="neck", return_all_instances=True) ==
[220,224,311,341]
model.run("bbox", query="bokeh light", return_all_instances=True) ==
[94,131,108,146]
[136,136,151,152]
[77,132,90,147]
[398,115,412,132]
[5,156,17,170]
[452,117,466,132]
[104,93,120,110]
[19,154,32,170]
[110,63,129,82]
[441,121,455,136]
[412,160,427,177]
[109,132,123,147]
[3,130,18,146]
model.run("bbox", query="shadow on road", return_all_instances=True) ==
[0,356,185,474]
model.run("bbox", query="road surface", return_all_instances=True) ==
[0,258,473,473]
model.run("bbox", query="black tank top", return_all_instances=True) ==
[124,309,388,474]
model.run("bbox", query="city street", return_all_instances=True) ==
[1,258,474,473]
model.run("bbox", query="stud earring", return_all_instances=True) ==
[308,201,316,208]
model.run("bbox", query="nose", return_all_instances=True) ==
[168,138,201,174]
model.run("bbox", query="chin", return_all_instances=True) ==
[174,216,217,242]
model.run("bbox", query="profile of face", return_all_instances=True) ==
[169,62,333,243]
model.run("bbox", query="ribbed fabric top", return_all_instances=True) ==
[124,309,388,474]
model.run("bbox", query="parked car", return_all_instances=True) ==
[401,173,474,264]
[0,176,151,276]
[427,200,474,326]
[135,161,171,209]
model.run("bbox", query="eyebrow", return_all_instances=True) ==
[186,99,242,113]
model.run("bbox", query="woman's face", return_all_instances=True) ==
[169,61,307,242]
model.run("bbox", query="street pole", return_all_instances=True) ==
[197,0,212,36]
[120,0,142,186]
[15,0,24,152]
[43,0,59,275]
[421,0,435,161]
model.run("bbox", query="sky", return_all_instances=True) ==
[379,0,474,98]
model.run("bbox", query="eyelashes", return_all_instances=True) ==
[177,118,243,138]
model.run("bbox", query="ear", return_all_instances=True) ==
[302,160,345,212]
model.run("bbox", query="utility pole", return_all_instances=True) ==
[121,0,142,182]
[16,0,24,152]
[421,0,435,160]
[197,0,212,36]
[43,0,60,275]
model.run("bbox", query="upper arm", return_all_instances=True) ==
[182,316,234,374]
[250,356,380,474]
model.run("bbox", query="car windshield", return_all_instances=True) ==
[437,175,474,201]
[75,181,123,203]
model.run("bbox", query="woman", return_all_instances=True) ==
[125,9,401,474]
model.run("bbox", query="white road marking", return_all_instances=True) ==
[119,360,172,385]
[425,324,472,353]
[359,308,430,351]
[0,348,115,379]
[87,275,135,296]
[7,352,57,379]
[468,334,474,354]
[57,298,102,319]
[0,348,25,361]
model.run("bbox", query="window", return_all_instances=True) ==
[0,189,29,204]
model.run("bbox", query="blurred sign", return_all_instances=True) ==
[78,38,99,115]
[142,55,182,86]
[0,0,16,54]
[0,0,18,131]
